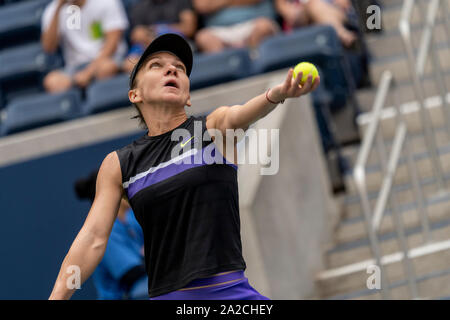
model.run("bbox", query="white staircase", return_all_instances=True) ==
[315,0,450,299]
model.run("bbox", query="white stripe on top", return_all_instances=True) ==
[122,148,198,189]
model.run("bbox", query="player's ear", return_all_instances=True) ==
[186,95,191,107]
[129,88,143,104]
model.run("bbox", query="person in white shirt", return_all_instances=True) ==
[41,0,129,93]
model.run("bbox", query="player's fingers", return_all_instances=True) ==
[311,76,321,91]
[298,74,313,95]
[284,69,294,89]
[293,71,303,88]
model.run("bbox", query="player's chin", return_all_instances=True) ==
[162,93,186,105]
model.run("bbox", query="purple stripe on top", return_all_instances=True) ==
[126,145,237,199]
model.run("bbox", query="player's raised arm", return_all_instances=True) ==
[207,67,320,134]
[49,152,123,300]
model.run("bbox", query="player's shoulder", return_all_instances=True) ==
[115,134,148,159]
[205,106,229,129]
[103,151,120,166]
[98,151,122,184]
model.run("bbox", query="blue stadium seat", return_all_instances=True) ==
[1,0,30,4]
[82,73,130,115]
[0,88,82,135]
[253,25,342,73]
[0,0,50,49]
[0,42,61,82]
[190,49,252,90]
[0,42,62,104]
[253,25,352,109]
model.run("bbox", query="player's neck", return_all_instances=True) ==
[144,109,188,137]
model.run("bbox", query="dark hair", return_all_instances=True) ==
[129,56,150,130]
[130,102,148,130]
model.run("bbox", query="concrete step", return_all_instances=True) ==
[378,0,450,32]
[343,173,449,221]
[379,0,405,9]
[341,126,450,169]
[333,195,450,250]
[331,267,450,299]
[326,217,450,268]
[335,186,449,239]
[370,45,450,84]
[357,94,450,141]
[367,19,450,60]
[381,0,421,32]
[344,145,450,196]
[316,228,450,297]
[356,71,450,113]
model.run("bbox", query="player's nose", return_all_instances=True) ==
[166,64,177,76]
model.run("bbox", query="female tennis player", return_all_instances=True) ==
[49,33,320,300]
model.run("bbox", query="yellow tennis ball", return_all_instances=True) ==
[293,62,319,85]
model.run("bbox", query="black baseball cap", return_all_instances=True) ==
[129,33,193,88]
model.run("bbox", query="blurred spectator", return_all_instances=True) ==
[74,170,148,300]
[193,0,279,53]
[123,0,198,73]
[274,0,357,47]
[41,0,129,93]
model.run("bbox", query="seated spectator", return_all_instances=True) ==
[74,170,148,300]
[41,0,129,93]
[123,0,198,73]
[193,0,279,53]
[274,0,357,47]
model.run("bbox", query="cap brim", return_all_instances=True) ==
[129,33,193,88]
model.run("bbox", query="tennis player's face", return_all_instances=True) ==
[135,52,190,107]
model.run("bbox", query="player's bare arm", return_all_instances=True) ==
[49,152,123,299]
[206,68,320,136]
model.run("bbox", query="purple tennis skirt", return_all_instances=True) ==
[149,270,270,300]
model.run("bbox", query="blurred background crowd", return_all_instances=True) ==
[0,0,379,154]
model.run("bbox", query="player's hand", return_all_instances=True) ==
[269,68,320,103]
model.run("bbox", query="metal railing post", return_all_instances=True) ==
[441,0,450,44]
[392,80,433,244]
[377,123,420,299]
[416,0,450,139]
[354,172,391,299]
[354,71,395,299]
[399,0,447,191]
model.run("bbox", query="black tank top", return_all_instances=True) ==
[116,115,246,297]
